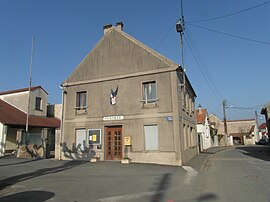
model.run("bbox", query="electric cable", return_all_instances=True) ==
[154,20,178,50]
[183,35,222,104]
[187,23,270,45]
[187,0,270,23]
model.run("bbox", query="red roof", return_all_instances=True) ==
[0,86,48,96]
[0,99,60,128]
[196,109,207,124]
[259,123,266,129]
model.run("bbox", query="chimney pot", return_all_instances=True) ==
[103,24,112,35]
[198,104,202,114]
[116,22,124,31]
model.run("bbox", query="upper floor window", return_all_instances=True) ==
[35,97,42,111]
[76,91,87,110]
[142,81,157,104]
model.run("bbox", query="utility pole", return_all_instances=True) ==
[26,36,35,144]
[255,111,260,142]
[223,100,228,146]
[176,0,186,105]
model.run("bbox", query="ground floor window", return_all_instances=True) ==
[75,129,86,152]
[144,124,158,150]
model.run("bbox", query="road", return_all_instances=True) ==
[176,145,270,202]
[0,145,269,202]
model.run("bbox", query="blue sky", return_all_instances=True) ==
[0,0,269,121]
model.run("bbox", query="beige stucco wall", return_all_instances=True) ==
[62,72,178,163]
[0,88,48,116]
[47,104,62,119]
[61,27,197,165]
[0,91,29,113]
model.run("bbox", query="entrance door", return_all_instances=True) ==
[105,127,122,160]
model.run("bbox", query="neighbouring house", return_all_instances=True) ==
[60,22,198,166]
[225,119,258,145]
[261,102,270,144]
[0,86,60,158]
[208,114,225,146]
[208,114,259,146]
[196,105,211,151]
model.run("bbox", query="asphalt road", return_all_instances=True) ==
[0,145,269,202]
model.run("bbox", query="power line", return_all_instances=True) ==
[154,20,178,50]
[187,0,270,23]
[187,23,270,45]
[184,35,222,103]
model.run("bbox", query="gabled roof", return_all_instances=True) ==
[196,108,208,124]
[226,118,255,123]
[63,26,180,86]
[0,86,48,96]
[0,99,60,128]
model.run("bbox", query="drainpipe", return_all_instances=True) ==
[59,85,66,160]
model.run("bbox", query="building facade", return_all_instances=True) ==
[60,23,197,166]
[0,86,60,158]
[196,105,212,151]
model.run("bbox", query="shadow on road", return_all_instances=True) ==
[0,190,55,202]
[195,192,218,201]
[0,158,43,167]
[0,160,87,191]
[150,173,172,202]
[236,145,270,161]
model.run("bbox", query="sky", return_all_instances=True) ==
[0,0,269,121]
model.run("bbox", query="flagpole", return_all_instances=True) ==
[26,36,35,144]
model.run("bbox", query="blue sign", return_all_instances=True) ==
[165,116,173,121]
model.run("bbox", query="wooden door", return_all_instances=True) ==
[106,127,122,160]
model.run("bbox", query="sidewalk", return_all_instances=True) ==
[184,146,227,171]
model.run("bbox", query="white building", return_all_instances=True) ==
[196,105,211,151]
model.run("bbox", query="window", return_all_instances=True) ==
[76,129,86,152]
[76,91,87,110]
[144,125,158,150]
[142,81,157,104]
[35,97,42,110]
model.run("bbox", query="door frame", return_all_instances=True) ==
[105,125,123,160]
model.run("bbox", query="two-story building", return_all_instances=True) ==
[0,86,60,158]
[60,22,197,166]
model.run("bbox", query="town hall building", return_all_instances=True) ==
[59,22,197,166]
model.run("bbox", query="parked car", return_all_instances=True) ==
[255,139,269,145]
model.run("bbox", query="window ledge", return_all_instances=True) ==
[141,98,159,109]
[75,107,88,115]
[142,103,158,109]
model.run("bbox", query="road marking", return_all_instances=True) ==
[182,166,198,185]
[99,191,157,202]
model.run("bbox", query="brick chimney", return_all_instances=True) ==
[116,22,124,31]
[103,24,112,35]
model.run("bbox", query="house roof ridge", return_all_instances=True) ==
[0,85,48,95]
[0,99,60,128]
[62,26,179,85]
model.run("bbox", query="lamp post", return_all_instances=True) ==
[222,100,229,146]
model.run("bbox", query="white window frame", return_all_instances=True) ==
[75,91,87,110]
[35,97,42,111]
[75,128,87,152]
[144,124,159,151]
[141,81,158,104]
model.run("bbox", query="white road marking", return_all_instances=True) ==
[99,191,157,202]
[182,166,198,185]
